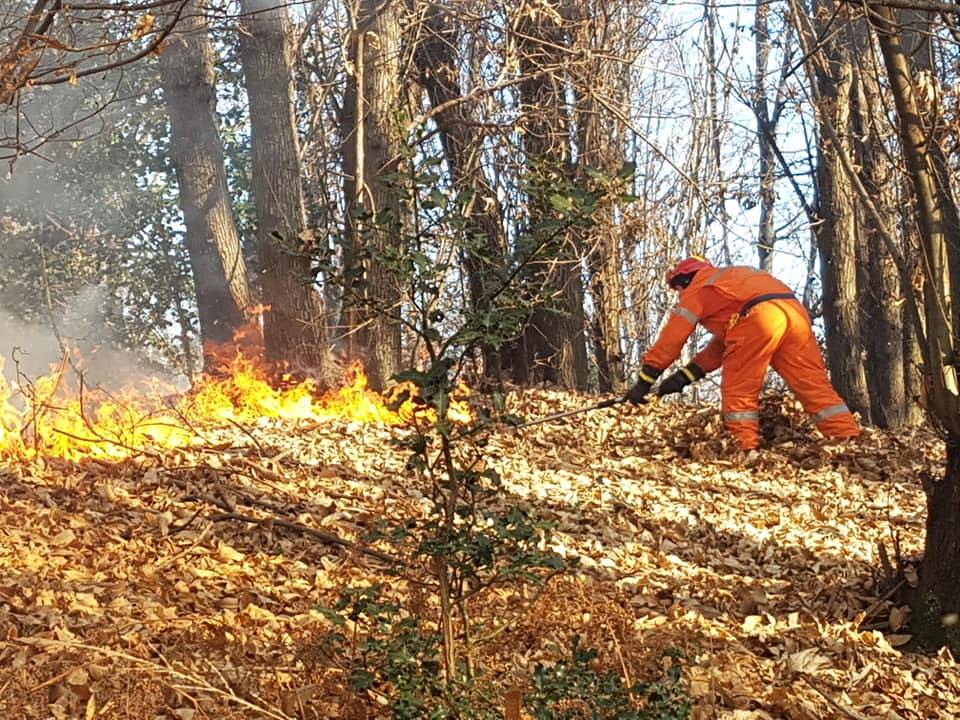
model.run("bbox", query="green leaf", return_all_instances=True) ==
[350,669,376,690]
[618,161,637,179]
[549,194,574,213]
[541,556,567,570]
[428,188,447,209]
[315,605,347,626]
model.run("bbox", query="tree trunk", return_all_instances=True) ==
[816,136,872,422]
[159,0,252,359]
[871,1,960,653]
[586,233,626,392]
[753,0,779,271]
[913,435,960,651]
[872,7,954,360]
[238,0,327,373]
[411,1,509,381]
[901,10,960,340]
[811,1,872,421]
[862,228,907,427]
[903,286,926,426]
[703,0,731,254]
[756,123,777,272]
[340,0,404,390]
[513,0,589,389]
[569,2,627,393]
[848,22,910,428]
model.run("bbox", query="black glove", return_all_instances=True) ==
[627,364,662,404]
[656,363,705,397]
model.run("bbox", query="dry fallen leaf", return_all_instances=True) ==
[886,634,913,648]
[131,13,155,40]
[50,529,76,547]
[0,392,950,719]
[889,605,911,632]
[787,648,830,675]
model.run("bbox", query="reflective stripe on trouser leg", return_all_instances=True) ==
[769,303,861,440]
[724,410,760,423]
[811,403,859,438]
[722,412,761,450]
[812,403,850,423]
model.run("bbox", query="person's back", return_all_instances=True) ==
[698,265,795,304]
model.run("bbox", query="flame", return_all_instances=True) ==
[0,369,19,452]
[0,355,470,462]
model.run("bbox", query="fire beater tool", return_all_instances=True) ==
[509,395,630,430]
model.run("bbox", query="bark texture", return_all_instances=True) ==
[160,0,252,357]
[811,1,872,421]
[848,19,911,427]
[512,0,588,389]
[340,0,404,389]
[239,0,327,373]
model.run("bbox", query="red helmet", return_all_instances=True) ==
[666,256,713,289]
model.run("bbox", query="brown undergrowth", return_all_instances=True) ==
[0,392,956,719]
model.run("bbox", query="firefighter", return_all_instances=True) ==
[626,256,861,450]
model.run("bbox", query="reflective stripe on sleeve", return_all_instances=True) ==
[811,403,850,423]
[723,410,759,423]
[681,366,697,382]
[704,268,730,286]
[705,265,763,286]
[671,305,700,325]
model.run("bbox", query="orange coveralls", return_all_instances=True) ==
[643,266,861,449]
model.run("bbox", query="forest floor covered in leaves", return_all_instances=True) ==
[0,390,957,719]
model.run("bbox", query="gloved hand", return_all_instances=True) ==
[656,363,705,397]
[626,379,652,404]
[627,364,661,404]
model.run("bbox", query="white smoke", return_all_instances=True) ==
[0,285,188,400]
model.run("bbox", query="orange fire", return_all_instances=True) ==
[0,355,470,462]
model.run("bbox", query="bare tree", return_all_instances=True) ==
[752,0,795,271]
[409,0,509,381]
[806,0,872,421]
[792,0,960,651]
[239,0,328,373]
[869,4,960,650]
[849,32,913,427]
[160,0,253,357]
[568,0,644,392]
[339,0,405,390]
[0,0,187,160]
[510,0,588,389]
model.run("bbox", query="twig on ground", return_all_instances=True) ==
[167,508,204,536]
[240,456,286,483]
[156,525,211,567]
[857,579,907,629]
[15,638,293,720]
[801,675,870,720]
[178,486,395,564]
[207,509,396,564]
[226,418,266,455]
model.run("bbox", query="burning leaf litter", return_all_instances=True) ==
[0,356,470,461]
[0,384,956,718]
